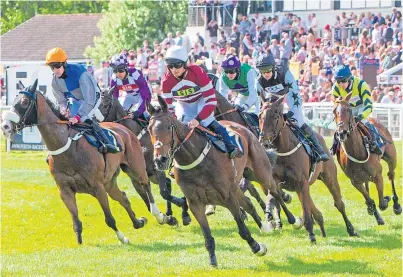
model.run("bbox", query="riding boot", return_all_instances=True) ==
[87,119,120,154]
[301,123,329,162]
[365,122,383,155]
[208,120,243,159]
[329,133,339,156]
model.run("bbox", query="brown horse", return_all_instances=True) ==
[1,80,169,244]
[333,93,401,225]
[146,96,298,266]
[98,88,191,226]
[259,96,358,243]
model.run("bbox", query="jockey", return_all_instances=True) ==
[331,65,383,155]
[256,53,329,163]
[109,53,152,120]
[46,47,119,153]
[160,46,242,159]
[217,55,260,116]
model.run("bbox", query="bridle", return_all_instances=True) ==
[259,103,286,145]
[14,90,38,132]
[334,99,355,142]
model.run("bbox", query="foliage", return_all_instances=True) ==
[1,0,108,35]
[1,140,402,276]
[85,0,188,63]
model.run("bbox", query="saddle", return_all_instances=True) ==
[197,128,245,155]
[71,124,122,154]
[239,112,260,137]
[285,117,319,172]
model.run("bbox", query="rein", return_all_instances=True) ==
[215,108,237,119]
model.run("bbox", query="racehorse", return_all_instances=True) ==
[98,87,191,226]
[214,91,291,212]
[1,80,169,244]
[146,96,299,266]
[259,95,358,243]
[333,93,401,224]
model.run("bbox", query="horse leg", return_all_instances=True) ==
[105,177,147,229]
[350,180,384,225]
[244,179,266,212]
[187,200,217,266]
[59,187,83,244]
[225,192,267,257]
[319,172,358,237]
[298,182,316,243]
[382,152,402,215]
[94,187,129,244]
[263,192,282,232]
[308,196,325,237]
[373,174,390,211]
[142,181,169,225]
[236,189,264,231]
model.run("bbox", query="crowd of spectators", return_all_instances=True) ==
[96,7,402,105]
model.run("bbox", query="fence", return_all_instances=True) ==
[304,103,403,140]
[188,4,236,27]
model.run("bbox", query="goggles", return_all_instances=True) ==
[167,62,185,69]
[49,62,64,70]
[259,66,274,74]
[113,68,126,74]
[336,77,350,84]
[224,69,237,74]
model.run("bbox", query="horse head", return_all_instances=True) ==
[147,96,180,171]
[258,95,286,148]
[1,79,39,138]
[98,86,116,121]
[333,92,355,143]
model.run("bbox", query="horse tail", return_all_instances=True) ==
[265,148,278,165]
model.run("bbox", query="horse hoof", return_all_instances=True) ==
[140,217,148,227]
[210,255,218,267]
[167,216,179,226]
[121,237,130,244]
[393,205,402,215]
[261,220,274,233]
[283,193,292,204]
[205,205,215,216]
[182,215,192,226]
[377,218,385,225]
[255,243,267,256]
[349,231,359,237]
[309,235,316,244]
[293,217,303,230]
[156,213,167,225]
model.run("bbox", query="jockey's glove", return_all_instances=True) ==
[354,114,363,123]
[234,104,245,112]
[129,110,141,119]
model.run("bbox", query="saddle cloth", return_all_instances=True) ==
[71,124,122,154]
[198,128,245,155]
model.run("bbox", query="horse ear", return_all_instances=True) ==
[146,100,156,115]
[157,95,168,112]
[345,92,353,102]
[108,86,116,96]
[29,79,38,93]
[274,94,286,106]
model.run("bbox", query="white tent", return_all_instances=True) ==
[378,63,403,85]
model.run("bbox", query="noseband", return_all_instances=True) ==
[14,90,38,131]
[334,100,355,141]
[259,104,286,145]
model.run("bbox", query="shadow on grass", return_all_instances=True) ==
[95,241,241,252]
[263,257,380,275]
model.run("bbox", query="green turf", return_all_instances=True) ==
[1,140,402,277]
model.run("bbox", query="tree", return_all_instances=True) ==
[85,1,188,63]
[1,0,108,35]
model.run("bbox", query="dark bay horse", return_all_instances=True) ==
[98,88,190,226]
[1,80,169,244]
[259,96,358,243]
[146,96,298,266]
[333,93,401,225]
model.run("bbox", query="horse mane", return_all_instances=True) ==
[37,90,68,120]
[214,91,233,111]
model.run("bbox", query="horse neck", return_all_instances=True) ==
[36,93,70,151]
[271,118,296,151]
[341,123,367,157]
[111,98,143,133]
[215,92,245,125]
[172,118,209,165]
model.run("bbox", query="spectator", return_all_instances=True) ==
[269,39,280,59]
[380,90,396,103]
[377,12,386,25]
[209,43,218,61]
[175,31,183,46]
[396,91,403,104]
[249,18,257,40]
[206,20,219,44]
[199,45,210,59]
[270,16,281,41]
[163,32,176,47]
[239,16,251,40]
[309,90,320,102]
[136,48,147,69]
[323,24,332,46]
[229,25,240,55]
[383,22,395,43]
[372,23,382,45]
[253,13,263,27]
[196,32,205,47]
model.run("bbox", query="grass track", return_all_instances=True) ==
[1,140,402,277]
